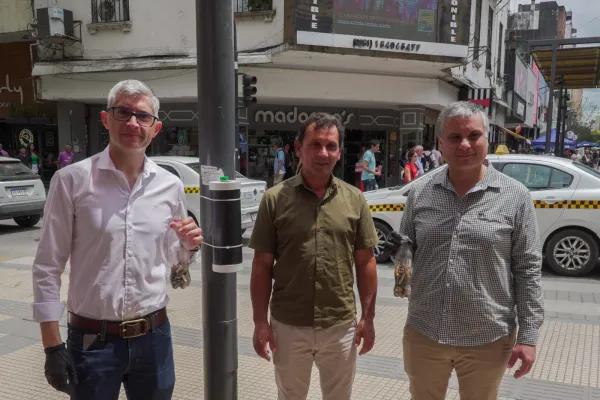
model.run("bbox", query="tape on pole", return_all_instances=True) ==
[208,178,243,273]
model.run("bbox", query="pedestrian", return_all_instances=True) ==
[32,79,203,400]
[282,143,296,181]
[15,145,31,167]
[361,139,381,191]
[249,112,379,400]
[403,150,418,183]
[56,143,75,169]
[389,101,544,400]
[413,145,425,176]
[0,142,8,157]
[272,138,286,186]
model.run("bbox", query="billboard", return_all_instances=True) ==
[296,0,471,58]
[514,54,528,100]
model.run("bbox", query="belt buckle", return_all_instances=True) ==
[120,318,148,339]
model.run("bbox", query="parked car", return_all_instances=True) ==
[366,154,600,277]
[0,156,46,227]
[150,156,267,233]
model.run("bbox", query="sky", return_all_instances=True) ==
[513,0,600,120]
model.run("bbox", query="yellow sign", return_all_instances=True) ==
[495,144,510,155]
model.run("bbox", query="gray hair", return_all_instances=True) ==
[414,145,424,152]
[436,101,489,138]
[106,80,160,117]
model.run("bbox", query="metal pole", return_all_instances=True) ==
[196,0,238,398]
[234,22,240,173]
[554,83,564,157]
[545,46,558,154]
[560,89,568,155]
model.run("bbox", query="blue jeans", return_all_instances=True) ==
[362,178,377,192]
[67,318,176,400]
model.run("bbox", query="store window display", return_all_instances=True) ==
[153,126,199,157]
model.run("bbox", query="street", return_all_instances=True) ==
[0,220,599,400]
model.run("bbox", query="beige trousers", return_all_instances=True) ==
[273,173,284,185]
[271,318,357,400]
[403,325,515,400]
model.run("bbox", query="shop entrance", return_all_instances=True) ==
[343,129,387,189]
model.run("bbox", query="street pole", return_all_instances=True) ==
[560,90,568,154]
[196,0,238,398]
[234,22,240,173]
[545,45,557,154]
[555,83,564,157]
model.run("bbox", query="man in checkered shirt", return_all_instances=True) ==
[397,101,544,400]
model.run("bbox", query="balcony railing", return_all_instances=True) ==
[234,0,273,13]
[91,0,130,23]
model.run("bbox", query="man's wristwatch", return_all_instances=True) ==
[189,244,201,252]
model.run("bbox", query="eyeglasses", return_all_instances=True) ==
[108,106,158,127]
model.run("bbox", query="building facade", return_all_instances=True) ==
[0,4,58,185]
[28,0,509,187]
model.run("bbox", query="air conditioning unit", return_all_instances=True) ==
[97,0,128,23]
[36,7,75,40]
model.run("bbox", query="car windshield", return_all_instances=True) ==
[572,161,600,180]
[186,163,245,179]
[0,161,36,181]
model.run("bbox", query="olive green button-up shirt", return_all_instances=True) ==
[249,174,379,329]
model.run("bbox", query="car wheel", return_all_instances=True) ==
[14,215,41,227]
[546,229,599,277]
[373,220,392,263]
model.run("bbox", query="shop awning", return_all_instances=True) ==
[531,47,600,89]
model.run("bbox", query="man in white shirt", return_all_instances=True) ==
[32,80,203,400]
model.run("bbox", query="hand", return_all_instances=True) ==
[384,231,411,254]
[253,321,276,361]
[355,318,375,356]
[44,343,78,394]
[375,170,382,177]
[507,344,536,379]
[170,217,203,251]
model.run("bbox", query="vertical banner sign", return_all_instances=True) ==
[437,0,471,45]
[295,0,334,34]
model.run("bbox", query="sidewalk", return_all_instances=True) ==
[0,246,598,398]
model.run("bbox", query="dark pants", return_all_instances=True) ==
[362,178,377,192]
[67,319,176,400]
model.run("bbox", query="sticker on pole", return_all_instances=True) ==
[200,165,224,185]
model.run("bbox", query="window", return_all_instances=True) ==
[0,161,36,182]
[473,0,483,61]
[502,163,573,190]
[572,162,600,181]
[234,0,273,13]
[497,22,504,79]
[92,0,130,23]
[157,164,180,179]
[486,7,494,71]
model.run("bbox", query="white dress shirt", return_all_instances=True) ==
[32,146,198,323]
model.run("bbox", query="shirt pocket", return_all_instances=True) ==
[463,211,513,247]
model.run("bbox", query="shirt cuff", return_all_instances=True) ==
[33,301,66,323]
[517,326,539,346]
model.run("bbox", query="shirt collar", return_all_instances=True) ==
[292,171,339,196]
[97,145,156,178]
[433,159,502,192]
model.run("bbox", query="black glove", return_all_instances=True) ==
[384,231,411,254]
[44,343,78,394]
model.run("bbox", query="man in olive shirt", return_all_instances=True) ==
[249,112,379,400]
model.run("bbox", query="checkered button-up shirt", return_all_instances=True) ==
[399,163,544,347]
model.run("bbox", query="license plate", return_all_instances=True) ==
[250,212,257,221]
[11,188,28,196]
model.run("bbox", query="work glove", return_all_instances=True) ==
[44,343,78,394]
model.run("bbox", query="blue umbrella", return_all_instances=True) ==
[531,130,577,146]
[577,141,598,148]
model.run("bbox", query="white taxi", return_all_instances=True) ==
[0,156,46,227]
[366,154,600,277]
[150,157,267,233]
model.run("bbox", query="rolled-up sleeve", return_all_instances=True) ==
[163,182,200,266]
[32,172,73,322]
[512,192,544,345]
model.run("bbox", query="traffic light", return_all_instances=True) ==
[242,74,257,106]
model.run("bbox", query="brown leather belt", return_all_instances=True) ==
[68,308,168,339]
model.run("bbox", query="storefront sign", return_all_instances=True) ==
[295,0,470,58]
[352,38,422,53]
[0,74,24,105]
[0,102,10,108]
[254,106,354,126]
[18,129,34,147]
